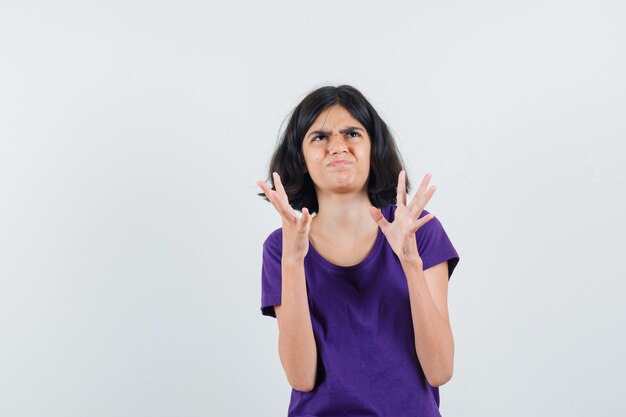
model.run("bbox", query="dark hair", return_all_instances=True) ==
[259,85,410,213]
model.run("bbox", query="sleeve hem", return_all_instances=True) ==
[423,251,460,280]
[260,296,281,318]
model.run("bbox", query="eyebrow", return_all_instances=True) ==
[307,127,365,137]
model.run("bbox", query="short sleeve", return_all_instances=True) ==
[415,209,460,280]
[260,229,283,318]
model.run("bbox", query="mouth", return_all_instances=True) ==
[327,160,352,167]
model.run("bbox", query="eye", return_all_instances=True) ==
[347,131,361,138]
[312,135,327,141]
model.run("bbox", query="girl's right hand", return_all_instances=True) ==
[257,172,312,263]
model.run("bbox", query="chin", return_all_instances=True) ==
[313,174,368,194]
[329,181,368,194]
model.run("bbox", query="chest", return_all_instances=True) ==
[303,244,412,338]
[309,229,379,267]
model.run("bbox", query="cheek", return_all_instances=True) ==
[302,152,321,172]
[304,150,322,163]
[358,147,371,163]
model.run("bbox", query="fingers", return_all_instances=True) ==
[256,179,273,203]
[257,177,296,222]
[368,206,389,231]
[272,172,290,203]
[300,207,313,231]
[417,172,432,195]
[408,172,435,214]
[412,172,432,206]
[256,179,282,214]
[396,170,407,206]
[270,172,298,219]
[410,212,435,233]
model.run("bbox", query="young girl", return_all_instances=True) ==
[257,85,460,417]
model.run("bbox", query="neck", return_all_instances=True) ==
[312,190,376,237]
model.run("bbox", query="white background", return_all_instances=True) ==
[1,1,625,416]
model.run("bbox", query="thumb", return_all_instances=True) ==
[301,207,313,231]
[368,206,389,230]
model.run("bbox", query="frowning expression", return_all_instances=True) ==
[302,104,371,197]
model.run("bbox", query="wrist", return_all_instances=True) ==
[399,247,422,267]
[399,255,423,269]
[282,255,305,267]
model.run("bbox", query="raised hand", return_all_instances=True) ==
[257,172,312,263]
[368,170,436,265]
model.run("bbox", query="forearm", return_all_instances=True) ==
[402,260,454,387]
[276,259,317,392]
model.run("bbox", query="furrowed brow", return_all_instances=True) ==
[339,127,364,134]
[307,127,364,137]
[307,130,331,137]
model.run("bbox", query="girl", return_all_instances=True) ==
[257,85,460,417]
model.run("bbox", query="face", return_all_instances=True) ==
[302,104,371,197]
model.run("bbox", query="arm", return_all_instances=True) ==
[274,259,318,392]
[258,172,317,392]
[368,170,455,387]
[402,258,454,387]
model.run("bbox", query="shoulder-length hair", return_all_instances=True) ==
[259,84,410,214]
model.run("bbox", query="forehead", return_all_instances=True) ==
[307,104,365,131]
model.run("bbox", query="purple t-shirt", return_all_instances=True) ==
[261,204,460,417]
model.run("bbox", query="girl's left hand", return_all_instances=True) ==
[368,170,436,265]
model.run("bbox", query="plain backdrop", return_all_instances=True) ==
[1,1,625,416]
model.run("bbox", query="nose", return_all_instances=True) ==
[328,133,348,154]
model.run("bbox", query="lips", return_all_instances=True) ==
[327,159,352,167]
